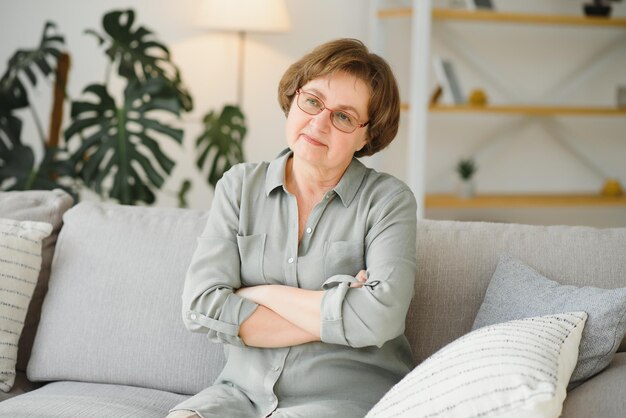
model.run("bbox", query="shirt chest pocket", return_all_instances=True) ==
[324,240,365,278]
[236,234,266,286]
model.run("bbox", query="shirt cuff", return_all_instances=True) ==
[320,275,354,345]
[186,293,258,347]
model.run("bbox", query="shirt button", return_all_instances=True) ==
[288,257,294,264]
[306,227,312,234]
[272,366,280,372]
[324,194,330,199]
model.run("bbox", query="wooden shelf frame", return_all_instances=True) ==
[428,104,626,116]
[426,194,626,208]
[378,7,626,28]
[400,103,626,116]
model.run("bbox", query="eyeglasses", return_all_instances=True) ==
[296,89,369,134]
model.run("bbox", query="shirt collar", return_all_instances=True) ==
[265,148,368,207]
[265,148,291,196]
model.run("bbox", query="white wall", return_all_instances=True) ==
[0,0,367,209]
[2,0,625,226]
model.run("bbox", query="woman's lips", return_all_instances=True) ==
[301,134,325,147]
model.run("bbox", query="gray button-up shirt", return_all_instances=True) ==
[182,149,417,416]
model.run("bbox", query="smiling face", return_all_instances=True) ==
[285,72,370,175]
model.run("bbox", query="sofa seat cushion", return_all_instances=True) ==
[561,352,626,418]
[0,371,45,402]
[0,381,188,417]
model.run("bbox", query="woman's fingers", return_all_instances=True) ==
[349,270,368,288]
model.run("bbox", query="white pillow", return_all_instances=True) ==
[367,312,587,418]
[0,217,52,392]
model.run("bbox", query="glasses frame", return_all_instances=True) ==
[295,89,369,134]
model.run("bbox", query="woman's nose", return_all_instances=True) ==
[309,108,332,132]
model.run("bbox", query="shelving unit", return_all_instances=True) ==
[373,1,626,214]
[426,194,626,209]
[429,105,626,116]
[381,7,626,28]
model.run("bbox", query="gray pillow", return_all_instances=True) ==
[472,254,626,387]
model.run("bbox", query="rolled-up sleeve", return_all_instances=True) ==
[320,189,417,348]
[182,167,258,347]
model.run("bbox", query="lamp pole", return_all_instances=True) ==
[237,31,246,107]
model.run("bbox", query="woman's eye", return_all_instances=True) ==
[337,112,351,122]
[306,98,321,108]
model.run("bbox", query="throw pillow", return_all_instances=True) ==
[367,312,587,418]
[0,218,52,392]
[472,254,626,387]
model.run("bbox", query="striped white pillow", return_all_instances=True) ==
[0,218,52,392]
[367,312,587,418]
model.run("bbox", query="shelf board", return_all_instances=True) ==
[378,7,626,27]
[426,193,626,208]
[426,104,626,116]
[433,8,626,27]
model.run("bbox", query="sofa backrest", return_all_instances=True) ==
[406,219,626,364]
[0,189,73,372]
[23,197,626,396]
[27,201,224,396]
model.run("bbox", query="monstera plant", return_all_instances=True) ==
[196,105,246,188]
[0,22,72,194]
[64,9,193,205]
[1,9,247,207]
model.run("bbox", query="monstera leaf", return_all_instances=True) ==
[0,138,34,191]
[86,9,192,112]
[196,105,246,188]
[0,21,71,194]
[65,78,183,205]
[0,21,64,112]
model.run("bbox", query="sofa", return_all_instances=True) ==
[0,188,625,417]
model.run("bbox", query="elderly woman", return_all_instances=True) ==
[169,38,417,418]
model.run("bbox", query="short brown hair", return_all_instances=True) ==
[278,38,400,157]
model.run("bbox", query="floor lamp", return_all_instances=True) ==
[203,0,291,106]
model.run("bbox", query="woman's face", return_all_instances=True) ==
[285,72,369,173]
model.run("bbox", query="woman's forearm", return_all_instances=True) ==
[239,305,318,347]
[237,285,324,338]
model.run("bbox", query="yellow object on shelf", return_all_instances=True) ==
[468,89,488,106]
[602,179,624,197]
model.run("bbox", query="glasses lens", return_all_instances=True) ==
[298,92,323,115]
[331,111,357,133]
[297,90,361,133]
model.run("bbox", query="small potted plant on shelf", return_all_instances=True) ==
[583,0,622,17]
[456,158,477,198]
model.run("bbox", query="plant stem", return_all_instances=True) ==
[29,104,47,145]
[117,106,129,204]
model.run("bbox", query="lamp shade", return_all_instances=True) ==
[203,0,291,32]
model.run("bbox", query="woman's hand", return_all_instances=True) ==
[349,270,368,288]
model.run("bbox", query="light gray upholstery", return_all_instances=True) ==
[27,202,225,395]
[0,381,187,417]
[0,189,73,373]
[472,255,626,386]
[0,193,625,416]
[406,219,626,365]
[562,352,626,417]
[0,372,44,402]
